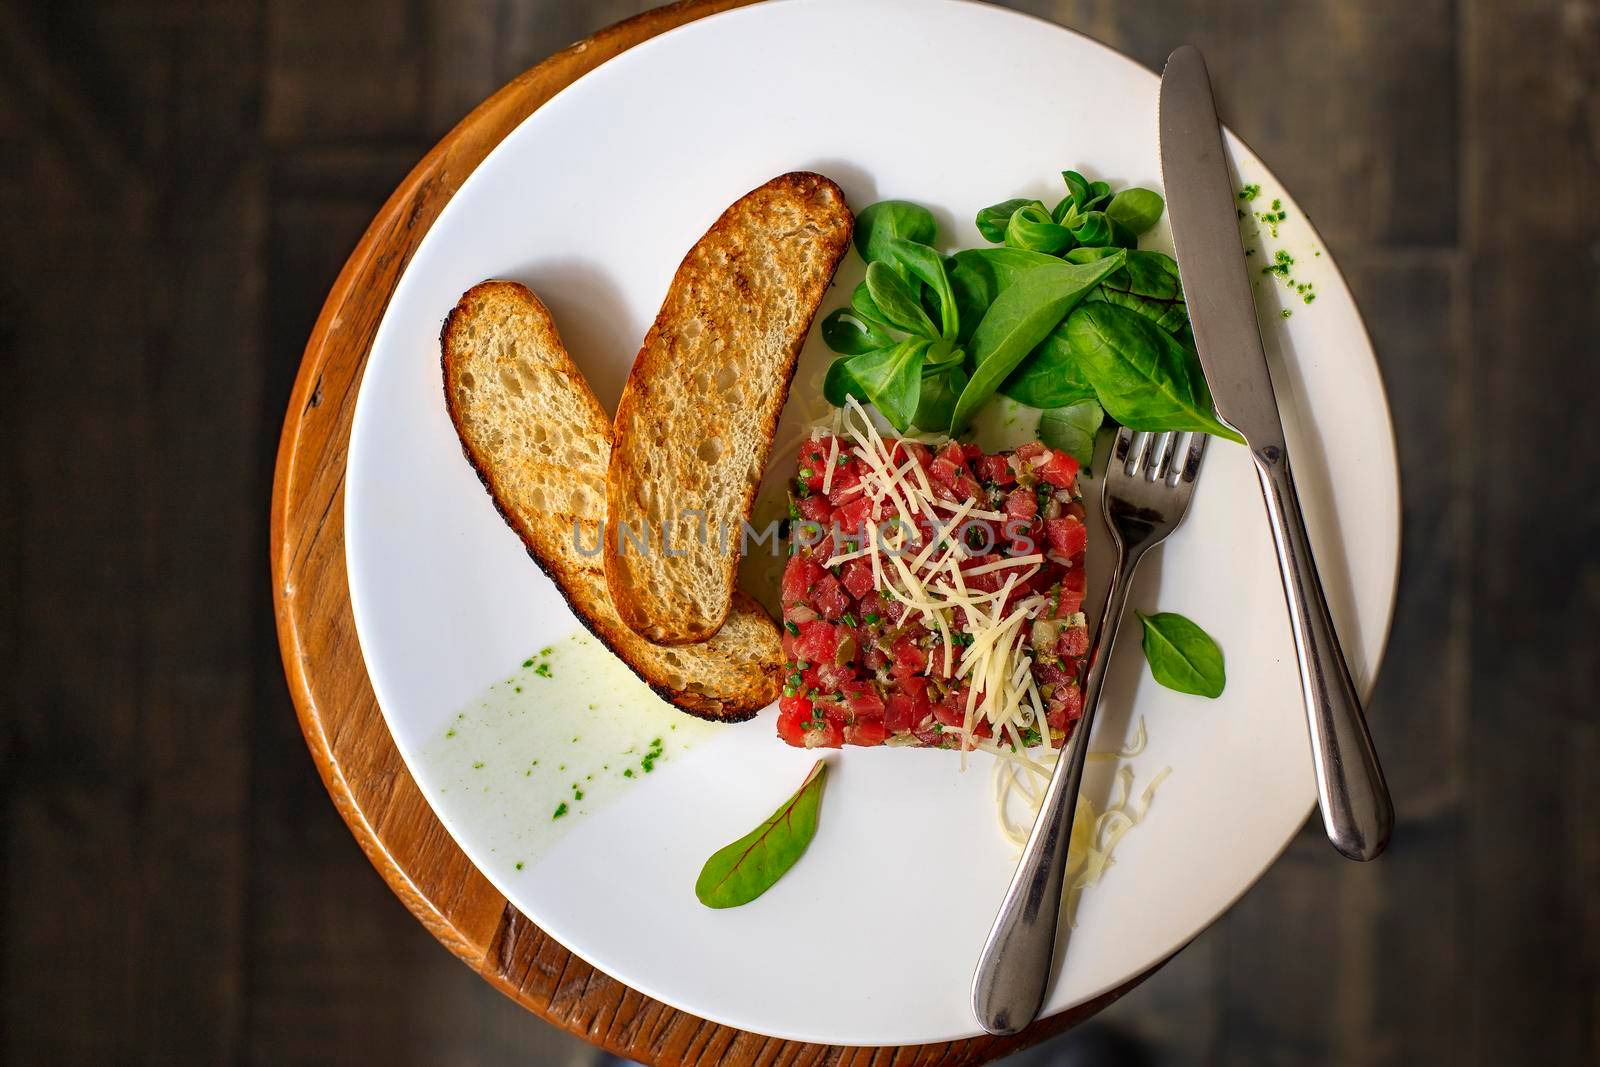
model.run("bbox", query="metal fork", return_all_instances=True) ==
[972,426,1208,1036]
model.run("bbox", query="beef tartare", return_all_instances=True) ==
[776,399,1091,751]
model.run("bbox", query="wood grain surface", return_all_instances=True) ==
[7,0,1598,1064]
[270,1,1140,1061]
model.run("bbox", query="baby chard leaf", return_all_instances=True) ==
[1106,187,1166,235]
[695,760,829,909]
[1135,611,1225,698]
[1038,399,1105,466]
[949,251,1127,433]
[1065,302,1244,443]
[1089,250,1189,333]
[865,261,940,340]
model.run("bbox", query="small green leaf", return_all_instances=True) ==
[1061,170,1092,210]
[1065,302,1245,443]
[884,237,959,341]
[913,364,968,431]
[1038,399,1104,466]
[823,354,863,407]
[833,337,927,432]
[865,261,940,340]
[1106,187,1166,235]
[850,281,892,330]
[1064,246,1123,264]
[1068,210,1113,248]
[949,251,1127,433]
[1135,611,1225,698]
[999,326,1096,408]
[1004,202,1073,254]
[695,760,828,908]
[1095,250,1189,333]
[854,201,937,270]
[820,308,895,355]
[975,198,1036,243]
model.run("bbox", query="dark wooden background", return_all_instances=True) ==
[2,0,1596,1063]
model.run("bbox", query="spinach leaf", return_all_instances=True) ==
[1065,303,1244,443]
[1039,399,1105,466]
[885,237,959,341]
[948,247,1062,343]
[1089,250,1189,333]
[976,198,1036,243]
[1135,611,1225,698]
[695,760,828,908]
[948,251,1127,433]
[913,364,968,431]
[1005,202,1073,254]
[1085,180,1113,211]
[1064,246,1123,264]
[1000,326,1097,408]
[830,336,927,432]
[854,201,937,270]
[1106,187,1165,235]
[820,308,896,355]
[865,261,939,340]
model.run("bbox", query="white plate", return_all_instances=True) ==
[345,0,1399,1046]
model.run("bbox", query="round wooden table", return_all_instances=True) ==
[270,2,1160,1060]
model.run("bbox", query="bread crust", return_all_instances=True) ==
[604,172,853,644]
[441,280,782,721]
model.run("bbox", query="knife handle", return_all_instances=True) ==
[1253,450,1393,860]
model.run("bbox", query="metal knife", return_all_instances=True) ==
[1159,45,1394,861]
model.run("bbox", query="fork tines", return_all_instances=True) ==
[1114,427,1207,487]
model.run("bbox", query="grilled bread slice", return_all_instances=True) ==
[441,280,783,721]
[605,172,853,644]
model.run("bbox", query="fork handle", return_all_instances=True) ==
[971,541,1146,1035]
[1254,452,1393,861]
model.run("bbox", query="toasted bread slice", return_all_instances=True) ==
[441,280,783,721]
[604,172,853,644]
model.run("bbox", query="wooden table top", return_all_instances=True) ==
[268,1,1157,1061]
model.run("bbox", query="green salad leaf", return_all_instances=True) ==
[949,251,1127,433]
[1065,302,1244,442]
[1136,611,1226,697]
[695,760,828,909]
[914,364,968,431]
[1038,399,1105,466]
[1106,187,1166,235]
[1005,202,1073,254]
[854,200,937,273]
[820,307,895,355]
[1001,326,1097,408]
[884,237,959,341]
[1088,250,1189,333]
[975,198,1036,243]
[823,336,927,432]
[864,261,940,340]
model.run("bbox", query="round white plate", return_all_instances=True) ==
[346,0,1399,1046]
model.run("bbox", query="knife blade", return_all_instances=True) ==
[1158,46,1285,451]
[1158,45,1394,861]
